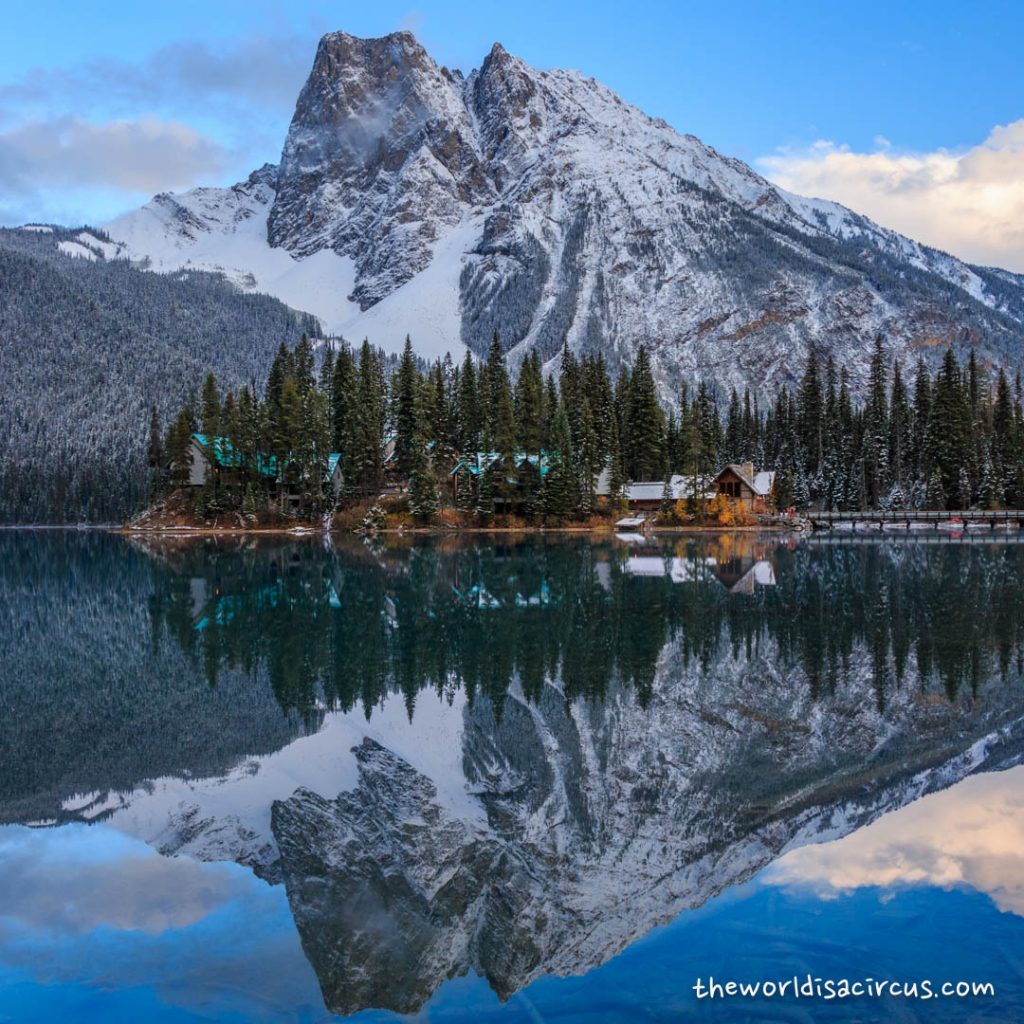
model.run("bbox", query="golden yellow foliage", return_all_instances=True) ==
[706,493,753,526]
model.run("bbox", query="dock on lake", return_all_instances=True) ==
[809,510,1024,531]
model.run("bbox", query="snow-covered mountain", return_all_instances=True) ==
[98,30,1024,395]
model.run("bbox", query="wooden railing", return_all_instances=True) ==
[810,509,1024,528]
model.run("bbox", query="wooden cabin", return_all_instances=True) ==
[713,463,776,512]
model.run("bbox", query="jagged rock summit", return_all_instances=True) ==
[100,30,1024,396]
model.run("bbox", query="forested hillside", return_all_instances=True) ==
[0,228,318,522]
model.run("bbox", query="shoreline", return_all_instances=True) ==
[112,522,793,538]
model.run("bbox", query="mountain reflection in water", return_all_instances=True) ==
[1,531,1023,1019]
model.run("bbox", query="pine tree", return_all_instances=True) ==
[265,343,293,411]
[293,334,315,396]
[408,443,440,521]
[576,397,600,515]
[695,381,721,474]
[353,340,385,492]
[608,414,626,505]
[992,369,1017,506]
[319,347,336,404]
[911,358,932,479]
[483,331,516,456]
[456,351,480,456]
[927,348,971,508]
[625,345,665,479]
[863,336,889,506]
[200,372,221,437]
[544,404,577,520]
[797,350,823,475]
[394,336,420,477]
[515,350,545,454]
[587,354,616,458]
[792,459,810,513]
[298,386,331,513]
[166,408,194,490]
[274,377,303,492]
[926,468,946,512]
[888,360,911,488]
[237,386,263,494]
[475,461,496,522]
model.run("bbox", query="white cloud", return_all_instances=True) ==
[766,765,1024,915]
[758,121,1024,273]
[0,34,312,119]
[0,115,227,193]
[0,31,315,225]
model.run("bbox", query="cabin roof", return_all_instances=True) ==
[625,474,715,502]
[451,451,552,477]
[193,433,340,481]
[716,464,776,496]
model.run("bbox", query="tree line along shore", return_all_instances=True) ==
[141,331,1024,531]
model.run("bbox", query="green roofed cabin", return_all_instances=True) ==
[188,434,344,503]
[450,451,612,502]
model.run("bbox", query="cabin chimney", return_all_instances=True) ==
[741,461,754,479]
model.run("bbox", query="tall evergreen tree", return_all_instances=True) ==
[515,350,545,454]
[625,345,665,479]
[863,336,889,506]
[797,350,823,476]
[200,373,221,438]
[888,360,911,498]
[353,340,385,491]
[456,350,480,455]
[544,403,577,519]
[331,344,357,458]
[293,334,316,396]
[483,331,516,455]
[926,348,971,508]
[394,336,420,477]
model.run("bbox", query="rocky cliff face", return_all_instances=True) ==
[267,32,491,309]
[103,30,1024,396]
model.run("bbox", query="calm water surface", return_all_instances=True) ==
[1,531,1023,1022]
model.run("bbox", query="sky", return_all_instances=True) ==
[1,0,1022,270]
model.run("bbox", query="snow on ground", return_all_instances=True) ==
[105,191,472,358]
[334,219,477,359]
[106,191,357,335]
[19,224,53,233]
[57,240,99,261]
[74,231,122,260]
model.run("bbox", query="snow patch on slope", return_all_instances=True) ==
[333,219,478,358]
[57,240,99,261]
[105,181,471,357]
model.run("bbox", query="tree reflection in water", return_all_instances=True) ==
[141,533,1024,721]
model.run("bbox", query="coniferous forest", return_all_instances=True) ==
[157,329,1024,525]
[0,227,319,524]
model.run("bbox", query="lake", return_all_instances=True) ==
[1,530,1023,1022]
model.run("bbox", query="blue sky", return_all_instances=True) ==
[2,0,1023,268]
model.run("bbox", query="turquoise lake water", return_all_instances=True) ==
[1,531,1022,1022]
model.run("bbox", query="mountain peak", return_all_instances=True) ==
[106,29,1024,392]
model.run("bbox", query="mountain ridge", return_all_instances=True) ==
[83,30,1024,395]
